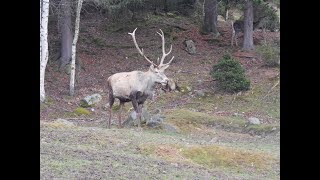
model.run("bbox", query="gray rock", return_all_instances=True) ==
[80,94,102,107]
[184,40,196,54]
[195,90,206,97]
[248,117,261,125]
[123,108,150,127]
[146,114,165,128]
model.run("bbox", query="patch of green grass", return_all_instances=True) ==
[43,156,92,174]
[181,145,274,172]
[92,37,106,47]
[62,111,79,118]
[256,43,280,67]
[146,14,165,24]
[246,124,279,135]
[40,103,47,110]
[74,107,91,116]
[139,143,157,156]
[232,83,280,120]
[139,143,186,163]
[138,143,275,174]
[181,95,220,112]
[165,109,247,133]
[164,109,279,135]
[179,85,192,94]
[111,104,120,111]
[43,120,76,129]
[44,97,55,105]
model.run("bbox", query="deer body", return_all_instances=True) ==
[107,28,175,129]
[108,70,163,100]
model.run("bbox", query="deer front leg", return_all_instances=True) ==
[231,31,235,46]
[130,91,141,128]
[118,102,124,128]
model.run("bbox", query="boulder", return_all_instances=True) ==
[146,113,165,128]
[80,94,102,107]
[184,40,196,54]
[248,117,261,125]
[195,90,206,97]
[123,108,150,127]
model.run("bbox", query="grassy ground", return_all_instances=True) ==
[41,120,279,179]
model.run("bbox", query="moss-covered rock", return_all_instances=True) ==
[74,107,91,116]
[80,94,102,108]
[179,85,192,94]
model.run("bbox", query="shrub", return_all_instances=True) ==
[256,43,280,67]
[210,54,250,93]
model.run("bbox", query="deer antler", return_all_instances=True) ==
[128,28,157,67]
[156,29,175,67]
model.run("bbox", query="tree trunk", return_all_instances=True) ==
[164,0,168,12]
[70,0,83,96]
[40,0,50,102]
[59,0,72,71]
[263,27,267,44]
[243,0,254,50]
[203,0,219,35]
[225,9,229,21]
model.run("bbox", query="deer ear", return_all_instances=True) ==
[159,64,169,71]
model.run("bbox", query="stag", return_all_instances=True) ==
[106,28,175,129]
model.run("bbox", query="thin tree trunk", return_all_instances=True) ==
[70,0,83,96]
[263,27,267,44]
[243,0,254,50]
[59,0,72,71]
[164,0,168,12]
[40,0,50,102]
[212,0,219,36]
[203,0,219,35]
[225,9,229,21]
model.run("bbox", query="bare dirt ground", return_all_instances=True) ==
[41,13,280,179]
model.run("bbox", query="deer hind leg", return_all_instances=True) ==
[108,94,115,129]
[231,30,235,46]
[118,101,124,128]
[234,33,238,47]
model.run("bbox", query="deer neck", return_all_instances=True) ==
[143,71,158,95]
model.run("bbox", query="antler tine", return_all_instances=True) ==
[163,56,175,66]
[157,29,174,67]
[128,28,157,66]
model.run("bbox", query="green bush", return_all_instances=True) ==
[256,43,280,67]
[210,54,250,93]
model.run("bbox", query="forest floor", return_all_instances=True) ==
[41,12,280,179]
